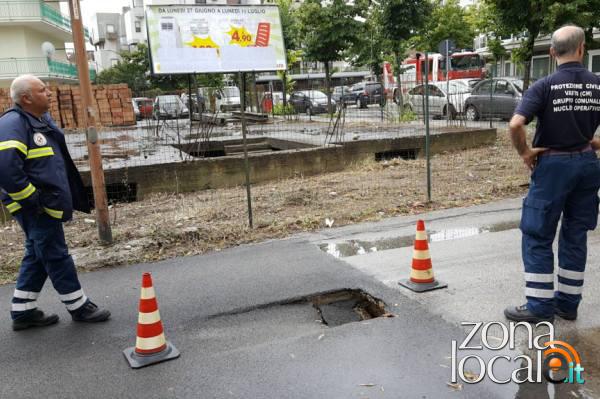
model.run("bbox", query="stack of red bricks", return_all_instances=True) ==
[0,83,136,130]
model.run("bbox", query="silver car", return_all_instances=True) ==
[405,81,471,119]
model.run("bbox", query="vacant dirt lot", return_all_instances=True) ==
[0,127,529,284]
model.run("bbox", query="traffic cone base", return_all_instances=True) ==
[398,278,447,292]
[123,341,180,369]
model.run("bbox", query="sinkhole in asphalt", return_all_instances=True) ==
[310,289,390,327]
[319,220,520,258]
[207,289,391,329]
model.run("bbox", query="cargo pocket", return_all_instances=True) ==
[520,197,553,237]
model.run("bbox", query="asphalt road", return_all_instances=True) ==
[0,199,597,398]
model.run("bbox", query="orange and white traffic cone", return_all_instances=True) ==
[123,272,180,369]
[398,220,447,292]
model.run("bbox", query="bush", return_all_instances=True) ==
[273,103,296,115]
[399,108,417,122]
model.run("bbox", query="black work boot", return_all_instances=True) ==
[504,304,554,323]
[71,301,111,323]
[555,308,577,321]
[12,310,59,331]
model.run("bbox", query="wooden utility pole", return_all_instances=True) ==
[67,0,113,244]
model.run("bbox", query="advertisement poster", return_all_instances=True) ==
[146,5,287,74]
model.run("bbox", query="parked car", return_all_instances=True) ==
[332,85,357,106]
[464,78,524,121]
[216,86,241,112]
[351,81,385,108]
[153,95,189,119]
[404,81,471,119]
[132,97,153,120]
[449,78,482,91]
[288,90,335,115]
[181,91,207,114]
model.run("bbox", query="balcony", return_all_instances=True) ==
[0,57,96,82]
[0,1,90,39]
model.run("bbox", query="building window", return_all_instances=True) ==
[504,62,511,77]
[135,21,141,33]
[195,0,206,3]
[111,58,119,67]
[531,56,549,79]
[106,24,115,34]
[133,0,143,7]
[592,54,600,73]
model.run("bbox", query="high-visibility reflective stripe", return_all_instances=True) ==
[525,287,554,299]
[557,283,583,295]
[558,267,584,281]
[9,183,35,201]
[140,287,156,300]
[26,147,54,159]
[6,202,21,213]
[0,140,27,156]
[412,249,431,260]
[135,343,167,355]
[524,273,554,283]
[59,289,84,302]
[11,301,37,312]
[13,289,39,300]
[65,295,88,311]
[138,310,161,324]
[135,333,166,351]
[44,207,63,219]
[411,269,434,280]
[412,258,432,270]
[415,231,427,240]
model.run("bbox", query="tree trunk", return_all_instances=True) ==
[324,61,332,113]
[522,31,537,91]
[395,52,404,110]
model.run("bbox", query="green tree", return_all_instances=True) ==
[381,0,431,108]
[350,5,387,80]
[485,0,600,90]
[415,0,475,53]
[297,0,364,110]
[96,43,150,95]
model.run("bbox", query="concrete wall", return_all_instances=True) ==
[80,128,496,200]
[0,27,27,58]
[1,128,496,223]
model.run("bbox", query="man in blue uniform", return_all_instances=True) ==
[505,25,600,323]
[0,75,110,330]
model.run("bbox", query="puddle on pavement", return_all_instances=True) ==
[320,220,520,258]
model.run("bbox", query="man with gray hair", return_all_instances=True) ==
[505,25,600,323]
[0,75,110,330]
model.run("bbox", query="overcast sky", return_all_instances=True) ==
[60,0,132,27]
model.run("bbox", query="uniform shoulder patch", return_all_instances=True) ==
[33,132,47,146]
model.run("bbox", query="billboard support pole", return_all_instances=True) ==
[188,74,193,124]
[239,71,254,229]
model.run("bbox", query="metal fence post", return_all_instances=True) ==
[424,52,432,203]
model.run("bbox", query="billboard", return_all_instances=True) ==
[146,5,287,74]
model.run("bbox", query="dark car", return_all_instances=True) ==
[464,78,524,121]
[351,81,385,108]
[332,86,357,106]
[288,90,335,115]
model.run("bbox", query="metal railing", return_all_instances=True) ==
[0,57,95,80]
[0,1,89,37]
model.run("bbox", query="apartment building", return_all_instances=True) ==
[474,30,600,79]
[0,0,94,88]
[90,13,126,72]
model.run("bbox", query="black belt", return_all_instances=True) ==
[539,144,593,157]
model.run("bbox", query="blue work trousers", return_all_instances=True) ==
[520,150,600,318]
[10,212,87,320]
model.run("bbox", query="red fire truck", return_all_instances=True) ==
[384,52,486,102]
